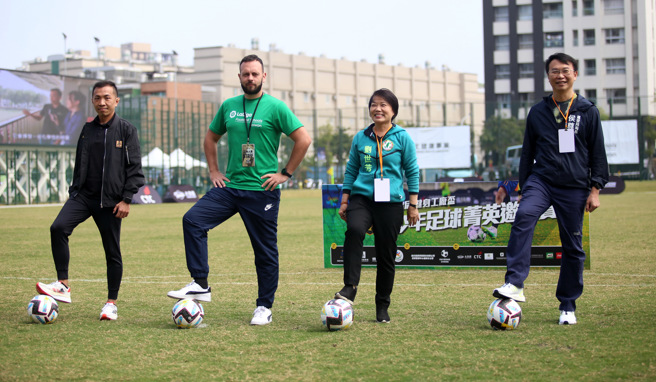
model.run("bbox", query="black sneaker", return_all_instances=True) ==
[335,285,357,304]
[376,307,390,323]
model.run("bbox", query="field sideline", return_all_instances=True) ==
[1,182,655,381]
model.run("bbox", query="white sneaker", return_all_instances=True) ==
[250,306,272,325]
[36,281,71,303]
[559,310,577,325]
[167,281,211,302]
[100,302,118,321]
[493,283,526,302]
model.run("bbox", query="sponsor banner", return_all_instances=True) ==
[404,126,471,169]
[131,185,162,204]
[601,120,639,164]
[322,182,591,269]
[163,185,199,203]
[599,175,625,194]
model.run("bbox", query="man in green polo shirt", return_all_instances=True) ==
[167,55,312,326]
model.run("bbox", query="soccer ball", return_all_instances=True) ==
[321,299,354,331]
[27,295,59,324]
[172,298,204,328]
[487,298,522,330]
[467,225,487,242]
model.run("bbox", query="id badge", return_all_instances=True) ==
[374,178,391,202]
[242,143,255,167]
[558,129,575,153]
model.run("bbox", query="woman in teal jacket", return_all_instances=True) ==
[334,88,419,323]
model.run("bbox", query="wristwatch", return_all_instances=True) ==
[123,197,132,204]
[281,168,293,178]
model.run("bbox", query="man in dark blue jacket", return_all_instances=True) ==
[36,80,145,321]
[493,53,609,325]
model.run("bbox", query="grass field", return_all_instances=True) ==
[1,181,655,381]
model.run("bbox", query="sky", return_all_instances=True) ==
[0,0,485,81]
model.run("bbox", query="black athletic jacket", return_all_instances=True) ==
[69,114,145,208]
[519,94,609,191]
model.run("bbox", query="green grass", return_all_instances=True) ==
[1,182,655,381]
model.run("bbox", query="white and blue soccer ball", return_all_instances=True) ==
[467,225,487,242]
[27,295,59,324]
[487,298,522,330]
[321,299,354,331]
[172,298,204,329]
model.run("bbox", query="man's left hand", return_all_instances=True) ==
[261,173,290,191]
[113,201,130,218]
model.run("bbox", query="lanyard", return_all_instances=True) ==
[243,95,263,143]
[552,95,574,130]
[375,124,393,179]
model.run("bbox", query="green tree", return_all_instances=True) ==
[480,116,525,166]
[312,123,353,182]
[642,116,656,179]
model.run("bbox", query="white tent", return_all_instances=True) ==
[169,148,208,170]
[141,147,170,168]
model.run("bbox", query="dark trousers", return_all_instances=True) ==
[504,175,589,311]
[342,195,403,309]
[50,194,123,300]
[182,187,280,309]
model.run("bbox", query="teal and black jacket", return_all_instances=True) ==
[342,123,419,202]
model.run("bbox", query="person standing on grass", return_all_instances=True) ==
[334,88,419,323]
[36,80,144,321]
[167,54,311,326]
[493,53,609,325]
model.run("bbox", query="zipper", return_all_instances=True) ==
[126,144,131,165]
[100,129,107,208]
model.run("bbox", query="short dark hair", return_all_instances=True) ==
[545,53,578,74]
[50,88,62,96]
[369,88,399,122]
[92,80,118,97]
[68,90,86,104]
[240,54,264,72]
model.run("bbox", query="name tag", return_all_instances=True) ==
[374,178,390,202]
[558,129,575,153]
[242,143,255,167]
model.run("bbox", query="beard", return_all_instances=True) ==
[241,82,263,96]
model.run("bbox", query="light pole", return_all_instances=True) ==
[62,33,67,75]
[94,37,100,60]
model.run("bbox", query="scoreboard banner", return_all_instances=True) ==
[322,182,590,269]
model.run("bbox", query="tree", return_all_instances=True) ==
[479,116,525,166]
[642,116,656,179]
[312,123,353,182]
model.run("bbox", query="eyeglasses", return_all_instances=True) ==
[549,68,574,76]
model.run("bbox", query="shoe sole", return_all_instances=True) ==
[334,293,354,305]
[36,283,72,303]
[167,292,211,302]
[493,289,526,302]
[376,319,390,323]
[100,315,117,321]
[250,320,272,326]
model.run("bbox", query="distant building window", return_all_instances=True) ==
[495,65,511,79]
[518,5,533,20]
[543,2,563,18]
[573,30,579,46]
[586,89,597,103]
[496,94,511,109]
[495,35,510,51]
[545,32,564,47]
[604,28,625,44]
[519,64,534,78]
[606,88,626,104]
[518,93,532,107]
[603,0,624,14]
[572,0,578,16]
[606,58,626,74]
[518,34,534,49]
[583,0,595,15]
[583,29,596,45]
[494,6,509,21]
[584,59,596,76]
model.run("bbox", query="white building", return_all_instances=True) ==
[483,0,656,118]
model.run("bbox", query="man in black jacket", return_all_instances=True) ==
[493,53,609,325]
[37,80,145,321]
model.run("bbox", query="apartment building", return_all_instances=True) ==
[483,0,656,118]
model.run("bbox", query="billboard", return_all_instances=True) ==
[322,182,591,269]
[0,69,96,146]
[404,126,471,169]
[601,120,639,165]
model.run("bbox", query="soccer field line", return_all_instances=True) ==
[6,276,654,288]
